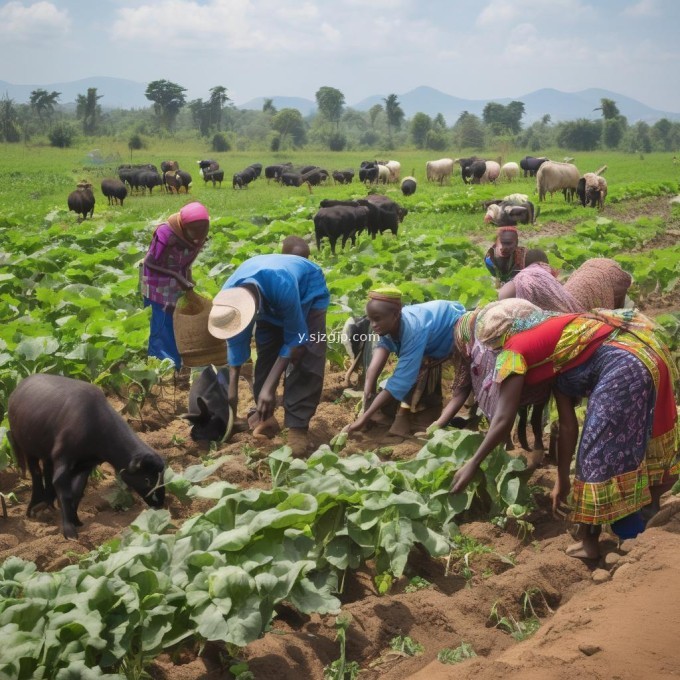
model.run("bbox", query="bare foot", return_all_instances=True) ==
[566,541,600,560]
[388,415,411,437]
[253,416,281,440]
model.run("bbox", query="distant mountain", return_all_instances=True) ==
[351,86,680,125]
[2,77,678,123]
[0,77,149,110]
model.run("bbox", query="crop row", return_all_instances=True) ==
[0,430,530,679]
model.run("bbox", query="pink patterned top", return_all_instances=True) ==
[140,224,202,310]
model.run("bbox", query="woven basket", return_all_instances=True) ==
[173,290,227,367]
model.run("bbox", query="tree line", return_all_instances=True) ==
[1,79,679,154]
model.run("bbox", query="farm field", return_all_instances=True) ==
[0,142,679,679]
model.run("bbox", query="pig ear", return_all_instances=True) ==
[180,398,211,423]
[197,397,211,418]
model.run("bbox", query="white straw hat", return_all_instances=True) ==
[208,287,257,339]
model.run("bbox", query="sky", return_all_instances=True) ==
[0,0,679,111]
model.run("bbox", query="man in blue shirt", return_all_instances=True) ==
[345,288,466,437]
[208,254,330,457]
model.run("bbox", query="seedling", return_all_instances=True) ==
[404,576,431,593]
[522,586,554,617]
[489,600,541,641]
[323,614,361,680]
[389,635,424,657]
[437,641,477,665]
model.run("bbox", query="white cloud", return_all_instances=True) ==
[476,0,588,28]
[623,0,660,17]
[0,1,70,43]
[109,0,434,54]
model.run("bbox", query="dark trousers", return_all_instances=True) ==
[253,308,326,429]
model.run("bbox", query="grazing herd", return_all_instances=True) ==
[67,152,608,223]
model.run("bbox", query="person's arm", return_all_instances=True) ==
[257,356,289,421]
[363,346,389,406]
[144,254,194,290]
[344,347,391,433]
[450,374,524,493]
[227,365,241,413]
[550,387,579,515]
[432,385,472,428]
[497,280,517,300]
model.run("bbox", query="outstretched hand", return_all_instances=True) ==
[450,460,479,495]
[550,478,571,519]
[343,417,367,436]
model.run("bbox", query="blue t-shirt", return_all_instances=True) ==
[223,254,330,366]
[377,300,466,401]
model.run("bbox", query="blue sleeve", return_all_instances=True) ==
[384,334,426,402]
[377,336,397,354]
[227,321,254,366]
[268,271,308,358]
[484,255,497,277]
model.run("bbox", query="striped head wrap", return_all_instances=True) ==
[475,299,544,349]
[496,225,519,236]
[368,286,403,306]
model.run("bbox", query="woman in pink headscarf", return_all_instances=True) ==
[140,202,210,368]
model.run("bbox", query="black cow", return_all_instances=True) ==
[301,168,328,187]
[182,366,233,443]
[67,182,95,220]
[265,163,292,182]
[464,160,487,184]
[363,195,408,237]
[7,374,165,539]
[101,178,128,206]
[233,166,258,189]
[248,163,263,179]
[118,164,158,193]
[359,165,379,183]
[519,156,549,178]
[320,197,407,238]
[203,169,224,187]
[314,204,370,253]
[332,170,354,184]
[138,170,163,194]
[457,156,481,184]
[279,172,307,188]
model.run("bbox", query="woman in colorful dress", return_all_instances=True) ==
[140,202,210,368]
[449,299,679,559]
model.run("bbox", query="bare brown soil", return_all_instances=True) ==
[0,194,678,679]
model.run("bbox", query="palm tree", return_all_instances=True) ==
[209,86,229,131]
[76,88,103,135]
[383,94,404,139]
[593,98,620,120]
[29,89,61,123]
[262,98,277,115]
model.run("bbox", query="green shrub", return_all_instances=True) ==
[328,132,347,151]
[212,133,230,152]
[128,133,144,150]
[48,122,77,148]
